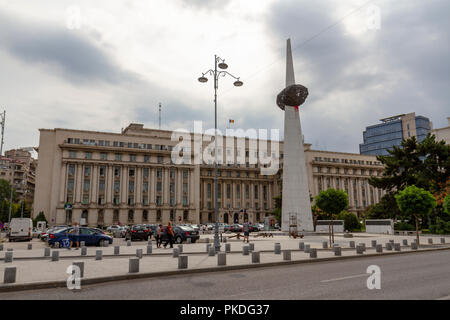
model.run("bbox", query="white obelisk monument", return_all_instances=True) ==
[280,39,314,232]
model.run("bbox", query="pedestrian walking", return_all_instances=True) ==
[243,220,250,243]
[163,221,175,248]
[70,222,80,250]
[156,224,163,248]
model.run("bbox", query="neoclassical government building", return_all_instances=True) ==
[33,123,386,227]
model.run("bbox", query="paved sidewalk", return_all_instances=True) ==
[1,233,449,290]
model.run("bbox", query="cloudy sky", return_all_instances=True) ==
[0,0,448,155]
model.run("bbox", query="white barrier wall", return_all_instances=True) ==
[315,220,344,233]
[365,219,394,234]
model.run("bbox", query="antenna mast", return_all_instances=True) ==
[159,102,162,130]
[0,110,5,156]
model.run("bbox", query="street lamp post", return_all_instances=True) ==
[198,55,243,252]
[8,161,15,225]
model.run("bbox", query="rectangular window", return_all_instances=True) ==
[254,185,259,199]
[183,170,188,178]
[129,154,136,162]
[183,196,188,206]
[115,154,122,161]
[99,166,106,177]
[183,183,188,193]
[105,141,110,147]
[114,181,120,193]
[207,184,211,198]
[157,156,163,164]
[68,164,75,176]
[69,151,77,159]
[113,141,119,147]
[157,168,162,178]
[156,196,162,206]
[143,168,149,178]
[170,182,175,193]
[84,166,91,176]
[100,152,107,160]
[67,179,74,191]
[128,196,134,206]
[170,170,175,179]
[83,180,90,192]
[170,197,175,206]
[113,196,120,205]
[129,168,135,177]
[85,152,92,159]
[236,185,241,199]
[157,181,162,192]
[226,184,231,199]
[114,167,120,177]
[99,180,105,191]
[245,185,249,199]
[129,181,134,193]
[144,155,150,163]
[143,182,149,192]
[143,196,148,206]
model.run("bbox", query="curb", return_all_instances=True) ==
[1,246,450,293]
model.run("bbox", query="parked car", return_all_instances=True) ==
[230,224,244,233]
[107,225,121,232]
[8,218,33,242]
[47,227,112,247]
[160,225,199,244]
[32,227,41,238]
[125,225,151,241]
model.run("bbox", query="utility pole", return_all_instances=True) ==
[0,110,5,156]
[158,103,162,130]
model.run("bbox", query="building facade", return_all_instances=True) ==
[34,123,385,227]
[360,112,431,156]
[431,117,450,145]
[0,149,36,203]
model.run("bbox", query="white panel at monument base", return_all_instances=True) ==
[315,220,345,233]
[281,39,314,232]
[365,219,394,234]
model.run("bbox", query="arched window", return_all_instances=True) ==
[128,210,134,223]
[81,210,88,226]
[97,210,104,225]
[224,213,229,224]
[208,212,213,222]
[143,210,148,222]
[156,210,162,222]
[170,209,175,222]
[234,213,239,223]
[183,210,188,221]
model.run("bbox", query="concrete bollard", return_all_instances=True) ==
[356,245,364,254]
[178,255,188,269]
[223,237,227,243]
[80,241,86,248]
[136,249,143,259]
[334,247,342,256]
[252,251,260,263]
[402,239,408,246]
[81,247,87,256]
[394,243,401,251]
[428,238,433,244]
[148,238,152,246]
[205,238,210,244]
[242,246,250,256]
[375,244,383,253]
[299,242,304,250]
[27,243,32,250]
[310,248,317,258]
[322,242,328,249]
[147,245,152,255]
[114,246,120,255]
[225,243,231,253]
[173,248,180,258]
[304,244,311,253]
[129,258,139,273]
[218,252,226,266]
[386,242,393,251]
[44,247,51,257]
[7,248,13,252]
[349,241,355,248]
[127,240,131,247]
[283,250,291,261]
[5,251,13,263]
[178,244,183,253]
[51,250,59,262]
[274,243,281,254]
[186,238,192,244]
[248,243,255,251]
[208,246,216,256]
[371,240,377,248]
[441,238,445,244]
[359,243,366,251]
[3,267,16,284]
[0,244,3,251]
[411,242,418,250]
[95,250,102,260]
[72,262,84,278]
[206,244,211,253]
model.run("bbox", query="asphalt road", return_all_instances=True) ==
[1,250,450,300]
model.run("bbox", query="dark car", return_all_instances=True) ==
[160,225,200,244]
[48,227,112,247]
[125,225,151,241]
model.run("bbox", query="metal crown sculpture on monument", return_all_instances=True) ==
[278,39,314,232]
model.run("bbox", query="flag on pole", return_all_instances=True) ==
[229,119,234,124]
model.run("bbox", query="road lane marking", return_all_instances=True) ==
[320,273,368,283]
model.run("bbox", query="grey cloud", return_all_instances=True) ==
[178,0,232,10]
[266,0,450,152]
[0,10,138,85]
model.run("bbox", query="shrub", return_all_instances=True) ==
[338,211,362,232]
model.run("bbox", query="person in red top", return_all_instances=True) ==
[163,221,175,248]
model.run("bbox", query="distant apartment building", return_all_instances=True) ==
[431,117,450,145]
[360,112,431,156]
[0,149,36,203]
[33,123,386,227]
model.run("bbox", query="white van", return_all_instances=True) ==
[9,218,33,242]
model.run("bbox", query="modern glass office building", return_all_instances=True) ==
[360,113,431,156]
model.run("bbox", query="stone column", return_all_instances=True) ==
[106,165,113,204]
[91,165,98,205]
[150,167,156,205]
[136,167,142,205]
[75,163,83,203]
[59,162,67,203]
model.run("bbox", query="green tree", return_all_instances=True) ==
[271,194,282,224]
[33,211,48,227]
[444,194,450,215]
[338,211,362,232]
[315,188,349,245]
[365,193,402,220]
[370,134,450,194]
[395,185,437,245]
